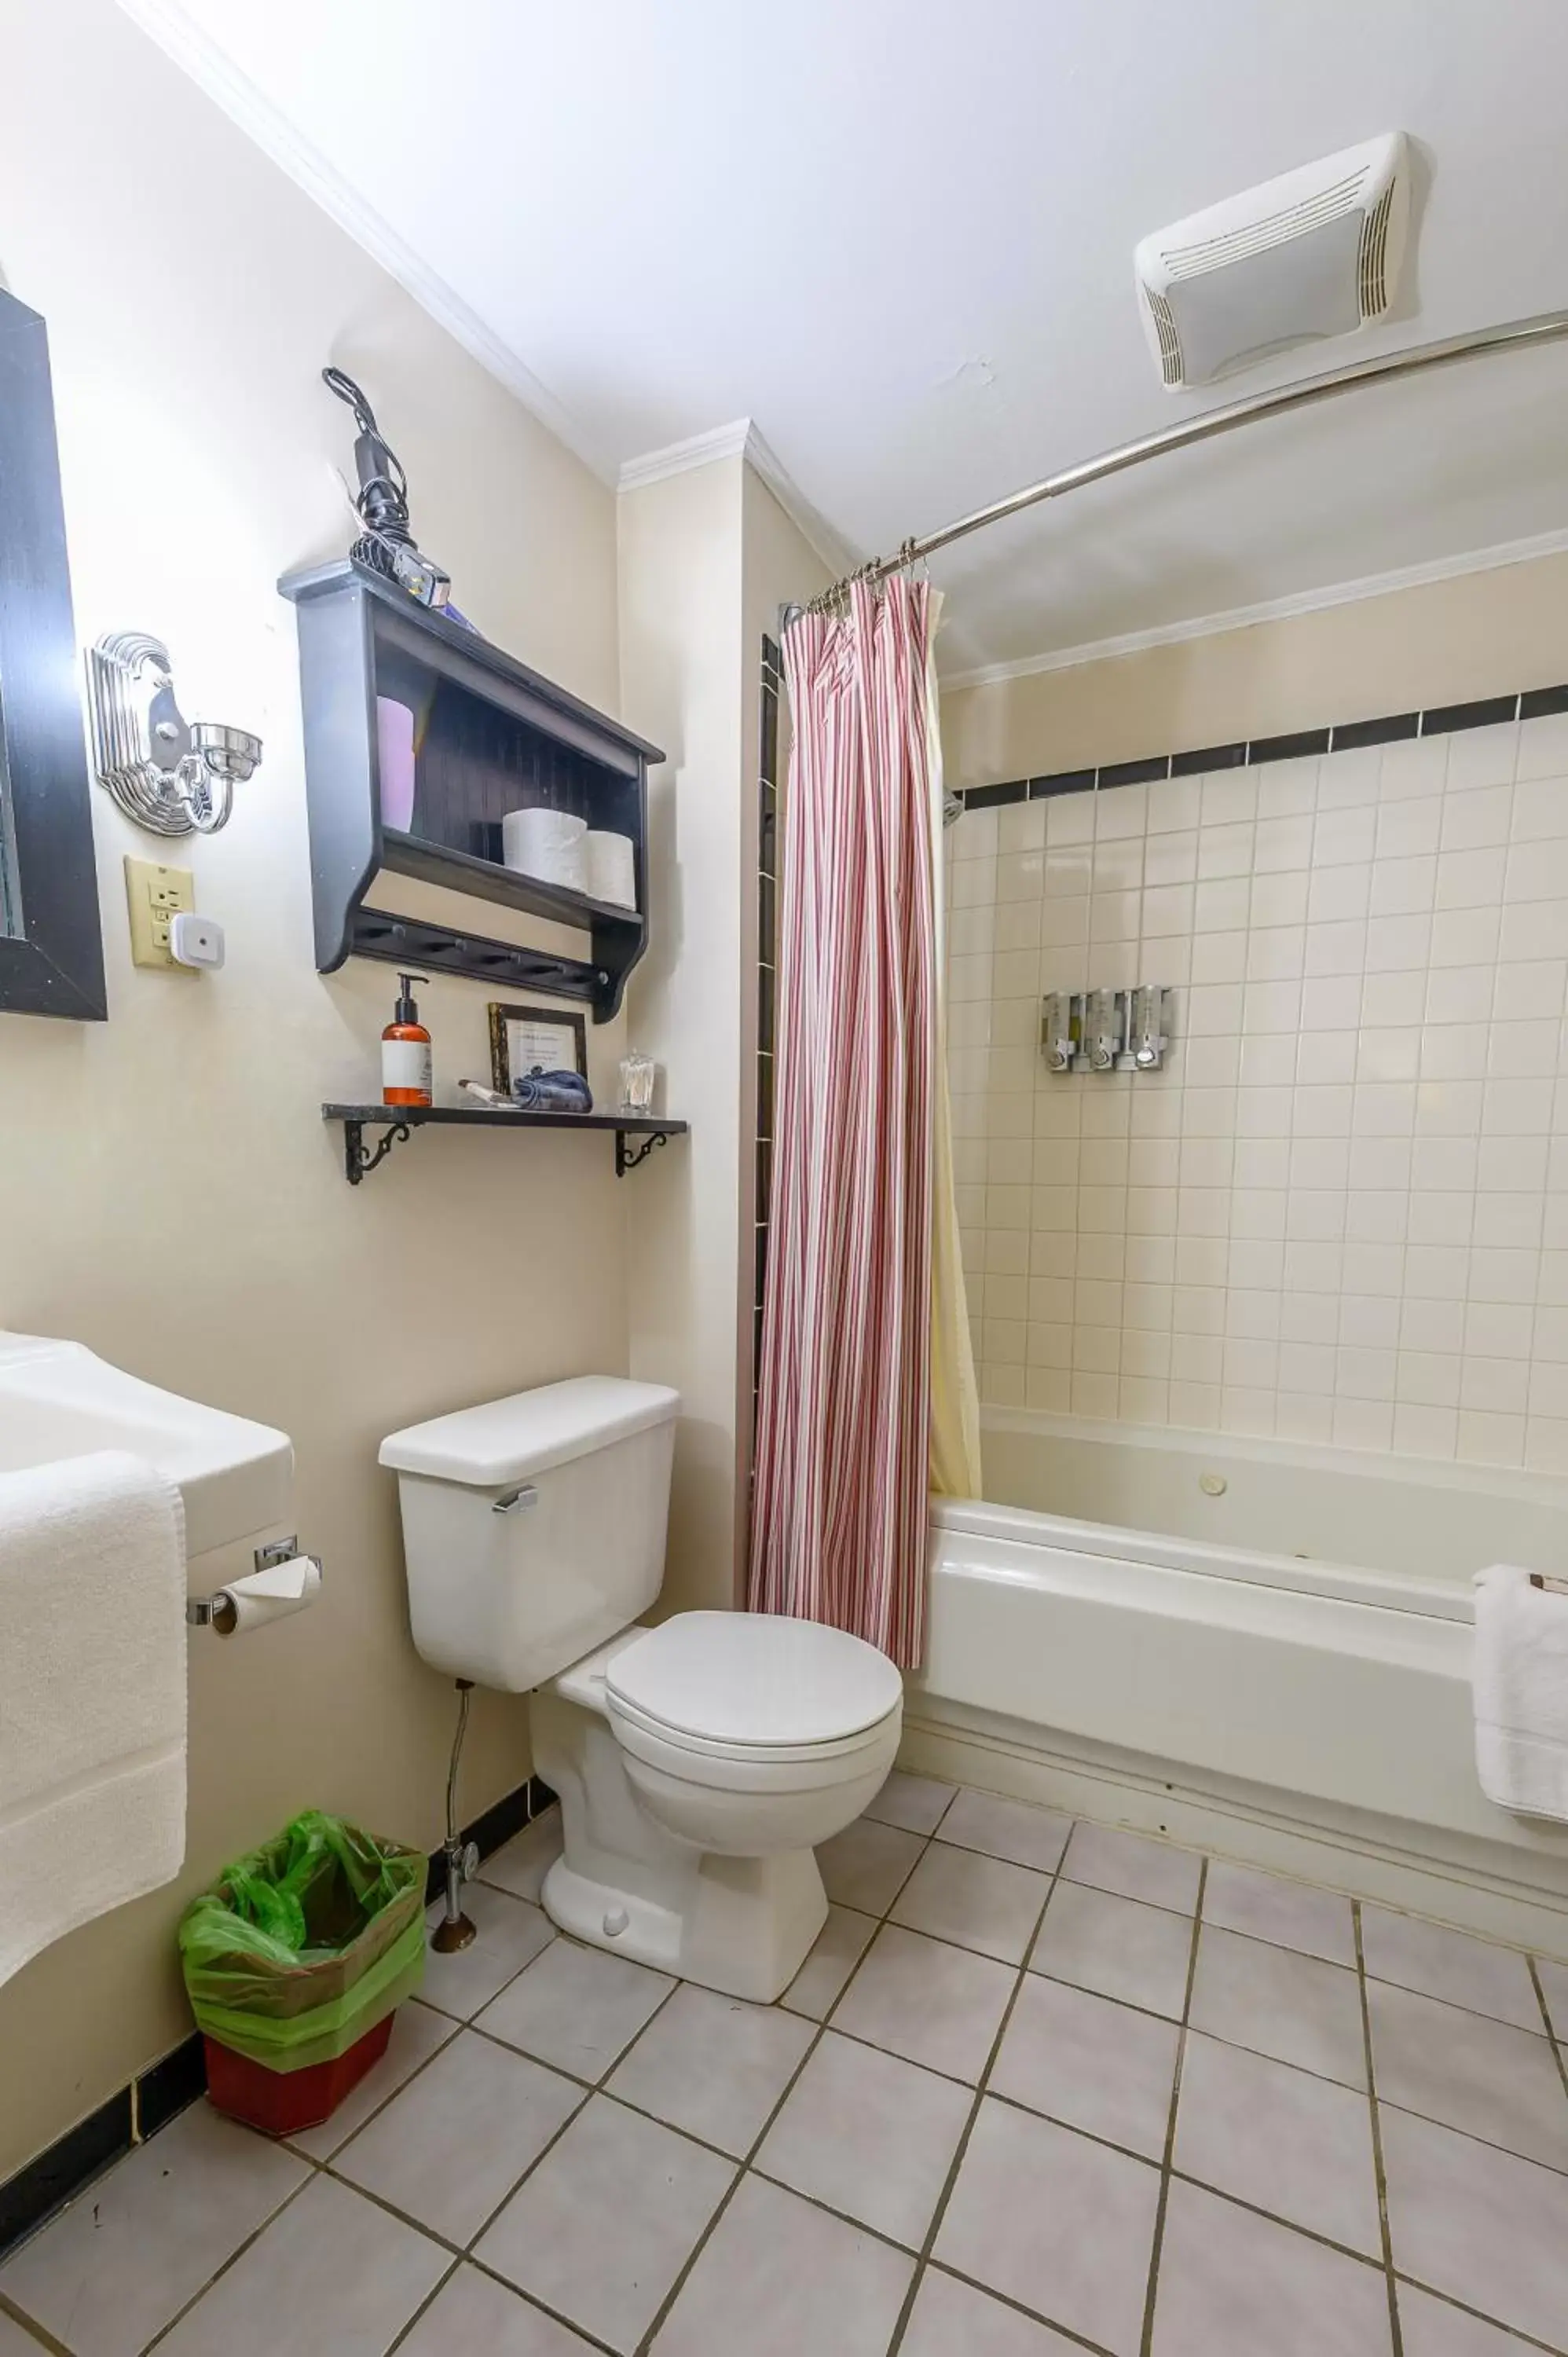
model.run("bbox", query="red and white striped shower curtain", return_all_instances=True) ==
[748,577,944,1668]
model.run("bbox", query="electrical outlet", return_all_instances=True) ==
[125,858,196,972]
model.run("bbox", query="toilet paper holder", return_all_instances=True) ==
[186,1535,324,1631]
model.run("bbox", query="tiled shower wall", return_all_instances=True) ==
[947,701,1568,1471]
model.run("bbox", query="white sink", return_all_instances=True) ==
[0,1332,291,1558]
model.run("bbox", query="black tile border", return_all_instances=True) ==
[1328,710,1419,750]
[951,683,1566,812]
[964,778,1029,809]
[2,1772,554,2265]
[1098,754,1170,788]
[1247,727,1330,764]
[1420,694,1519,736]
[1171,742,1245,776]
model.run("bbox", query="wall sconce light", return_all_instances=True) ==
[86,632,261,836]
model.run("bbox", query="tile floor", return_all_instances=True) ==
[5,1780,1568,2355]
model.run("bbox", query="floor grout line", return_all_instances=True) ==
[1136,1853,1207,2357]
[627,1825,943,2355]
[1356,1899,1406,2357]
[1530,1955,1568,2106]
[0,2290,68,2355]
[1390,2270,1568,2357]
[883,1851,1068,2355]
[11,1788,1568,2355]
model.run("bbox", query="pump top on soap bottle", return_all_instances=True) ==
[382,973,433,1107]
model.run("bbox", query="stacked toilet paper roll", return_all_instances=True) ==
[584,830,637,910]
[501,808,587,894]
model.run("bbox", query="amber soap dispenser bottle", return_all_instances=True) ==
[382,973,433,1107]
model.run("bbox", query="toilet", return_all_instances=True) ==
[379,1376,903,2001]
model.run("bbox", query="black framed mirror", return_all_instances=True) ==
[0,287,105,1020]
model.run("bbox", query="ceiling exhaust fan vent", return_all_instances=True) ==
[1135,133,1411,390]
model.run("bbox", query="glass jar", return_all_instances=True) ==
[617,1051,657,1115]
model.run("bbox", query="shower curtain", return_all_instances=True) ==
[749,577,980,1669]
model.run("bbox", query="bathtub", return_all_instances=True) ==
[914,1409,1568,1937]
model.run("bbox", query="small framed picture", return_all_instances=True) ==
[488,1003,588,1096]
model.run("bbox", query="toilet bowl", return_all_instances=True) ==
[380,1377,903,2002]
[535,1613,902,1998]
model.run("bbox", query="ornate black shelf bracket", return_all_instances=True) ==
[616,1128,670,1178]
[344,1116,413,1186]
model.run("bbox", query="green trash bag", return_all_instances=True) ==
[178,1811,427,2072]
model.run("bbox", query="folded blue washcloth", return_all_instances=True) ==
[512,1069,594,1113]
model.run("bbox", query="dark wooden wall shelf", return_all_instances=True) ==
[280,559,664,1021]
[323,1102,689,1186]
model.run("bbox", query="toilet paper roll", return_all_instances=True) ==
[583,829,637,910]
[501,807,587,894]
[214,1554,322,1637]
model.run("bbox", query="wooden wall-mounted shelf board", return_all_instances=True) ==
[280,559,664,1022]
[321,1102,689,1186]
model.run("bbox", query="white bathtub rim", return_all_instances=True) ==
[932,1493,1473,1623]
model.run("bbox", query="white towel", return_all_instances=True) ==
[1473,1563,1568,1820]
[0,1450,186,1989]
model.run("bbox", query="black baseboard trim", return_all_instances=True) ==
[1,1774,556,2265]
[425,1773,556,1906]
[0,2085,133,2262]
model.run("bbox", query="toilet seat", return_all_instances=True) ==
[606,1611,903,1761]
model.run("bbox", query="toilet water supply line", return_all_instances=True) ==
[432,1678,480,1953]
[804,308,1568,610]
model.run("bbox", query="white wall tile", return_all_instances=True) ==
[998,799,1047,854]
[1146,775,1201,832]
[1256,757,1319,816]
[1436,846,1505,911]
[1456,1409,1525,1466]
[1378,738,1448,800]
[1445,723,1518,793]
[957,715,1568,1464]
[1516,713,1568,780]
[1253,819,1313,878]
[1375,799,1442,860]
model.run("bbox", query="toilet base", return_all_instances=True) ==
[540,1844,827,2002]
[532,1679,833,2002]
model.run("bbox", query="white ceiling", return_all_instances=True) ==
[126,0,1568,677]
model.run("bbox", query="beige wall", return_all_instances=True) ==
[618,457,749,1613]
[943,552,1568,790]
[0,0,626,2178]
[617,460,830,1614]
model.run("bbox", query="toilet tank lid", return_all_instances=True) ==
[379,1375,680,1486]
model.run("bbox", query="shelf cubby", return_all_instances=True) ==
[280,559,664,1021]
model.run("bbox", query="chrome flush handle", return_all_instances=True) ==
[492,1484,540,1515]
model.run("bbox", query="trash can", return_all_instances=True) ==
[178,1810,427,2135]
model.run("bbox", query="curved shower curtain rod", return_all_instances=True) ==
[805,307,1568,614]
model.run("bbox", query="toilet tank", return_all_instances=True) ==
[379,1376,680,1690]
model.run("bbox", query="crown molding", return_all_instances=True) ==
[115,0,617,484]
[940,526,1568,692]
[619,420,858,580]
[617,419,755,491]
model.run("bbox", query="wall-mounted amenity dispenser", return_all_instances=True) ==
[1040,988,1171,1075]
